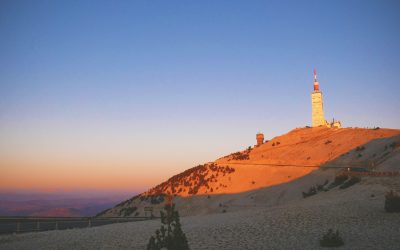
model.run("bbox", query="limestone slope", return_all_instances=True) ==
[99,127,400,217]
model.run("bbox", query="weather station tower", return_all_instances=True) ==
[311,69,326,127]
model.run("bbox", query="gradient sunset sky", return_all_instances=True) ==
[1,0,399,194]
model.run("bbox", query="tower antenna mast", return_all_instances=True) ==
[314,68,317,81]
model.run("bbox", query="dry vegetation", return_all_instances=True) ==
[145,163,235,196]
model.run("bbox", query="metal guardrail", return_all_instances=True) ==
[0,216,158,235]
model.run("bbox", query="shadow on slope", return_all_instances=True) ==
[99,130,400,217]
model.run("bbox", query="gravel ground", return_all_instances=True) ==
[1,180,399,250]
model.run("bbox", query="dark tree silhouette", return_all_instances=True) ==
[385,190,400,213]
[147,204,189,250]
[320,229,344,247]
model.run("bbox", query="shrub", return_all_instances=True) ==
[320,229,344,247]
[356,146,365,151]
[335,175,348,184]
[231,151,250,160]
[385,190,400,213]
[119,206,137,217]
[325,140,332,145]
[302,186,317,198]
[328,175,348,189]
[339,177,361,189]
[150,195,165,205]
[147,204,190,250]
[316,184,324,191]
[303,180,330,198]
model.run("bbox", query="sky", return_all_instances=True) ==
[1,0,399,194]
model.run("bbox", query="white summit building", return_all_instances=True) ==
[311,69,341,128]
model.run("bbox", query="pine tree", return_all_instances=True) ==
[385,190,400,213]
[320,229,344,247]
[147,204,190,250]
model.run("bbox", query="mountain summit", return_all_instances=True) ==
[99,127,400,217]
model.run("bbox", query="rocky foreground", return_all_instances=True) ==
[1,176,399,250]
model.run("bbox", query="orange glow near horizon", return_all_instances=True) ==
[0,119,250,193]
[0,157,187,192]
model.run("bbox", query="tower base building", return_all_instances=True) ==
[256,132,264,147]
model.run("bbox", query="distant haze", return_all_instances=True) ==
[1,1,399,193]
[0,190,132,217]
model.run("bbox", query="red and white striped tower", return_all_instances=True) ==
[311,68,325,127]
[313,68,319,91]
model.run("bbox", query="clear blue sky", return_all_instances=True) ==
[1,0,399,192]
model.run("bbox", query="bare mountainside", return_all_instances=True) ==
[99,127,400,217]
[2,128,400,250]
[3,176,400,250]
